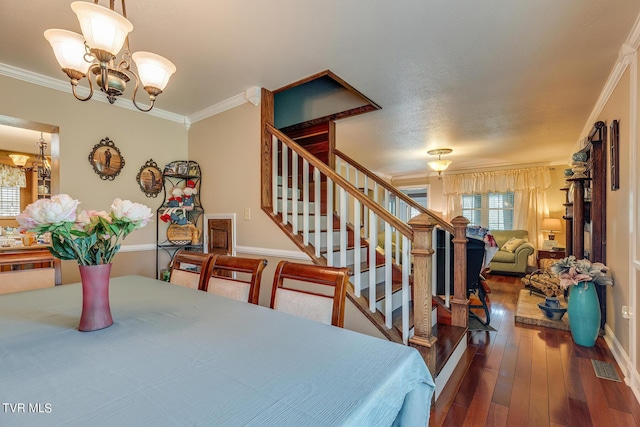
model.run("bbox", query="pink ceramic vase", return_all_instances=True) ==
[78,264,113,332]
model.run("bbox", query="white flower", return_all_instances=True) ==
[111,198,153,227]
[17,194,79,228]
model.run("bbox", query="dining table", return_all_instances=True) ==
[0,275,434,426]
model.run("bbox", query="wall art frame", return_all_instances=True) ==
[610,119,619,191]
[88,137,125,180]
[136,159,163,197]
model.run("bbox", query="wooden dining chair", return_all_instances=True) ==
[270,261,350,327]
[202,255,267,304]
[169,250,211,290]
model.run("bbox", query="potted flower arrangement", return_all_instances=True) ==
[550,256,612,347]
[17,194,152,331]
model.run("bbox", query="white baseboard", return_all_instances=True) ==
[604,323,640,404]
[119,244,156,253]
[434,338,467,401]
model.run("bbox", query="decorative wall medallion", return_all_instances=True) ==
[88,137,125,180]
[136,159,163,197]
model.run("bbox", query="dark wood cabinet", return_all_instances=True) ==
[563,121,607,330]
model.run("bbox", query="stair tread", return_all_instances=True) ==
[358,278,405,302]
[321,243,367,253]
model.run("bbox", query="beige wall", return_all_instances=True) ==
[597,67,632,355]
[187,102,299,252]
[0,75,188,282]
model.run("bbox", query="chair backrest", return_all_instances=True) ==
[203,255,267,304]
[270,261,350,327]
[169,250,210,290]
[435,229,487,295]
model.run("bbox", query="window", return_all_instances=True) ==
[0,186,20,217]
[389,186,429,220]
[462,192,514,230]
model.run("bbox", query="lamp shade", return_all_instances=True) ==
[71,1,133,56]
[8,154,30,167]
[541,218,562,231]
[428,159,452,173]
[44,29,93,74]
[132,52,177,90]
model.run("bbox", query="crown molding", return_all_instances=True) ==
[0,63,185,124]
[187,86,261,125]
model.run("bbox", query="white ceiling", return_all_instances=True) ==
[1,1,639,177]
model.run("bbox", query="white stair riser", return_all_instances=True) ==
[356,264,387,286]
[375,285,410,313]
[286,214,328,231]
[308,230,344,247]
[328,246,368,266]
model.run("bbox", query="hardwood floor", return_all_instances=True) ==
[429,274,640,426]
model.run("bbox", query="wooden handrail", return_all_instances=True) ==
[266,124,413,240]
[334,148,454,234]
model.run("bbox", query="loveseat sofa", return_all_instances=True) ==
[488,230,534,275]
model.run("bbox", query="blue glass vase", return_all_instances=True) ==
[567,281,600,347]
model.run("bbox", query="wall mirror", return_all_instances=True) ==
[136,159,163,197]
[88,137,125,180]
[0,114,61,285]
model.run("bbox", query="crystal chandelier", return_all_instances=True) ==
[44,0,176,112]
[9,133,51,180]
[427,148,453,176]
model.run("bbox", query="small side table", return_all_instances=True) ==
[537,248,566,269]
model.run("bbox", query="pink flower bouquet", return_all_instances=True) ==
[550,255,613,290]
[17,194,152,266]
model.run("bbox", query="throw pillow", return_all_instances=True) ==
[501,237,525,253]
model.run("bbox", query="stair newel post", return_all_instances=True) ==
[451,216,469,328]
[408,214,437,373]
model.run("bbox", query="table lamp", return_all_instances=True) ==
[541,218,562,240]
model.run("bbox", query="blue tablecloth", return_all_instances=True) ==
[0,276,434,426]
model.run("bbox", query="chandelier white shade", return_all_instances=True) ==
[427,148,453,175]
[44,0,176,112]
[132,52,177,91]
[44,30,93,74]
[71,2,132,55]
[8,154,30,168]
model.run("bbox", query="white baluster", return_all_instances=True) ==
[272,136,278,215]
[368,209,377,313]
[402,235,410,344]
[354,199,361,297]
[339,188,347,268]
[363,176,369,236]
[326,178,334,267]
[282,144,288,225]
[292,152,298,235]
[303,159,309,246]
[314,168,321,257]
[384,222,392,329]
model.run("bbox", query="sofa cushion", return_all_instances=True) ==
[492,250,516,263]
[502,237,525,253]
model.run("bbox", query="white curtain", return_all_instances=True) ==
[0,164,26,188]
[442,167,551,258]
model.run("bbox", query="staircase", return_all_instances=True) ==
[260,93,473,400]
